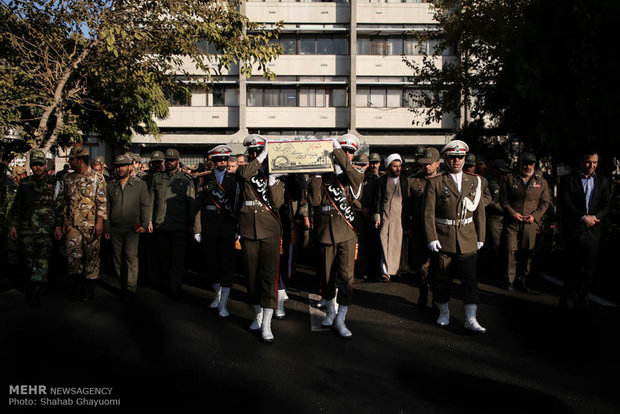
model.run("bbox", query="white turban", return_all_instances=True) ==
[384,153,402,168]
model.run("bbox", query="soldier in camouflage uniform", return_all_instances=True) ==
[62,146,107,301]
[8,150,64,305]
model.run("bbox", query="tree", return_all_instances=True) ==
[0,0,281,159]
[405,0,620,166]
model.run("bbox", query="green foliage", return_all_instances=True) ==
[0,0,281,159]
[405,0,620,165]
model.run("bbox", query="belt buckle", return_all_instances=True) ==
[455,219,461,227]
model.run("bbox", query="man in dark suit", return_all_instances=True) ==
[559,149,610,312]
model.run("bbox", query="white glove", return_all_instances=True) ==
[334,165,343,175]
[477,241,484,250]
[427,240,442,252]
[257,141,269,163]
[332,138,341,150]
[193,234,202,243]
[268,174,282,186]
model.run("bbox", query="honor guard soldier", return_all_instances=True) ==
[8,150,64,305]
[237,135,285,342]
[424,140,487,333]
[104,154,151,301]
[500,152,550,291]
[309,134,364,339]
[62,145,107,301]
[149,148,197,299]
[194,144,238,317]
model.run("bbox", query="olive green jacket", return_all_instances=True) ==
[149,169,196,231]
[104,176,151,233]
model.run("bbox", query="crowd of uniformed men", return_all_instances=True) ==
[1,134,610,343]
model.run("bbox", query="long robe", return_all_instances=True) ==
[379,177,403,275]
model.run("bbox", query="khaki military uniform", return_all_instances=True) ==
[309,149,363,306]
[479,173,505,280]
[63,168,107,279]
[139,169,158,285]
[237,159,285,309]
[150,169,196,297]
[105,176,150,293]
[409,174,433,302]
[424,172,486,304]
[500,171,550,285]
[8,174,64,282]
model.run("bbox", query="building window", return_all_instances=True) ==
[358,36,435,56]
[357,87,407,108]
[248,86,347,107]
[300,88,327,107]
[280,36,297,54]
[316,35,334,54]
[279,34,348,55]
[212,87,225,106]
[165,90,190,107]
[299,37,315,55]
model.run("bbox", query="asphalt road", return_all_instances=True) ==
[2,267,619,414]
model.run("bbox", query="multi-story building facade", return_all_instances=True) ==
[128,0,456,166]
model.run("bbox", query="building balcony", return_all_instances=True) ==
[157,107,239,128]
[356,107,454,129]
[245,2,350,24]
[256,55,350,76]
[355,55,454,76]
[173,56,239,76]
[356,3,434,24]
[246,107,349,128]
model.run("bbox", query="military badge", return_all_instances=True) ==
[441,186,450,200]
[206,181,216,191]
[469,182,477,197]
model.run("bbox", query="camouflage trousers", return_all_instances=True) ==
[66,225,102,279]
[20,233,54,283]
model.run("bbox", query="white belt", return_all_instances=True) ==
[435,217,473,226]
[204,205,218,211]
[243,201,262,206]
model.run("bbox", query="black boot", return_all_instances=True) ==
[83,279,95,302]
[30,282,46,307]
[69,274,84,299]
[418,282,429,307]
